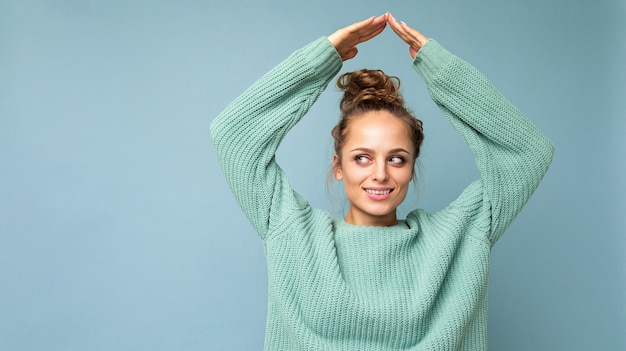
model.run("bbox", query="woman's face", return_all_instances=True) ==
[334,110,415,226]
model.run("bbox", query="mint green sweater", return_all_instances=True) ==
[211,37,553,350]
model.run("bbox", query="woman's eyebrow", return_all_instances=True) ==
[389,148,410,154]
[350,147,375,153]
[350,147,410,154]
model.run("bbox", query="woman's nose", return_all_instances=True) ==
[372,162,389,182]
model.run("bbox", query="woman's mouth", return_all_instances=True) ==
[364,188,394,200]
[365,188,392,195]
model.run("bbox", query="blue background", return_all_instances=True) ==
[1,0,624,350]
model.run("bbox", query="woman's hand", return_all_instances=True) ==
[387,13,429,59]
[328,14,388,61]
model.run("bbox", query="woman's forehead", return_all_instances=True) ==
[343,111,413,150]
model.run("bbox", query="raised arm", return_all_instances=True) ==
[210,15,387,239]
[389,14,554,244]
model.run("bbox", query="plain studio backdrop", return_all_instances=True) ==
[1,0,624,350]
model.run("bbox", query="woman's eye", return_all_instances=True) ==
[354,155,370,164]
[389,156,405,164]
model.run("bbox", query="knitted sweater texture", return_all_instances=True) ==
[210,37,554,351]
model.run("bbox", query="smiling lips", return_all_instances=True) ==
[364,188,394,200]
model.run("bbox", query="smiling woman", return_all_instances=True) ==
[333,110,416,226]
[331,68,424,227]
[210,12,553,351]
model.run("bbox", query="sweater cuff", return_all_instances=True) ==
[299,36,343,80]
[411,39,456,84]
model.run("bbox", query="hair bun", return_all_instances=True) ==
[337,69,404,116]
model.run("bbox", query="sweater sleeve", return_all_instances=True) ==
[210,37,342,239]
[412,40,554,245]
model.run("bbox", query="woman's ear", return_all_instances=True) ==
[333,154,343,181]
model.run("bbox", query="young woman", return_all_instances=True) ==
[211,13,553,351]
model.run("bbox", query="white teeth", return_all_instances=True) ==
[365,189,392,195]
